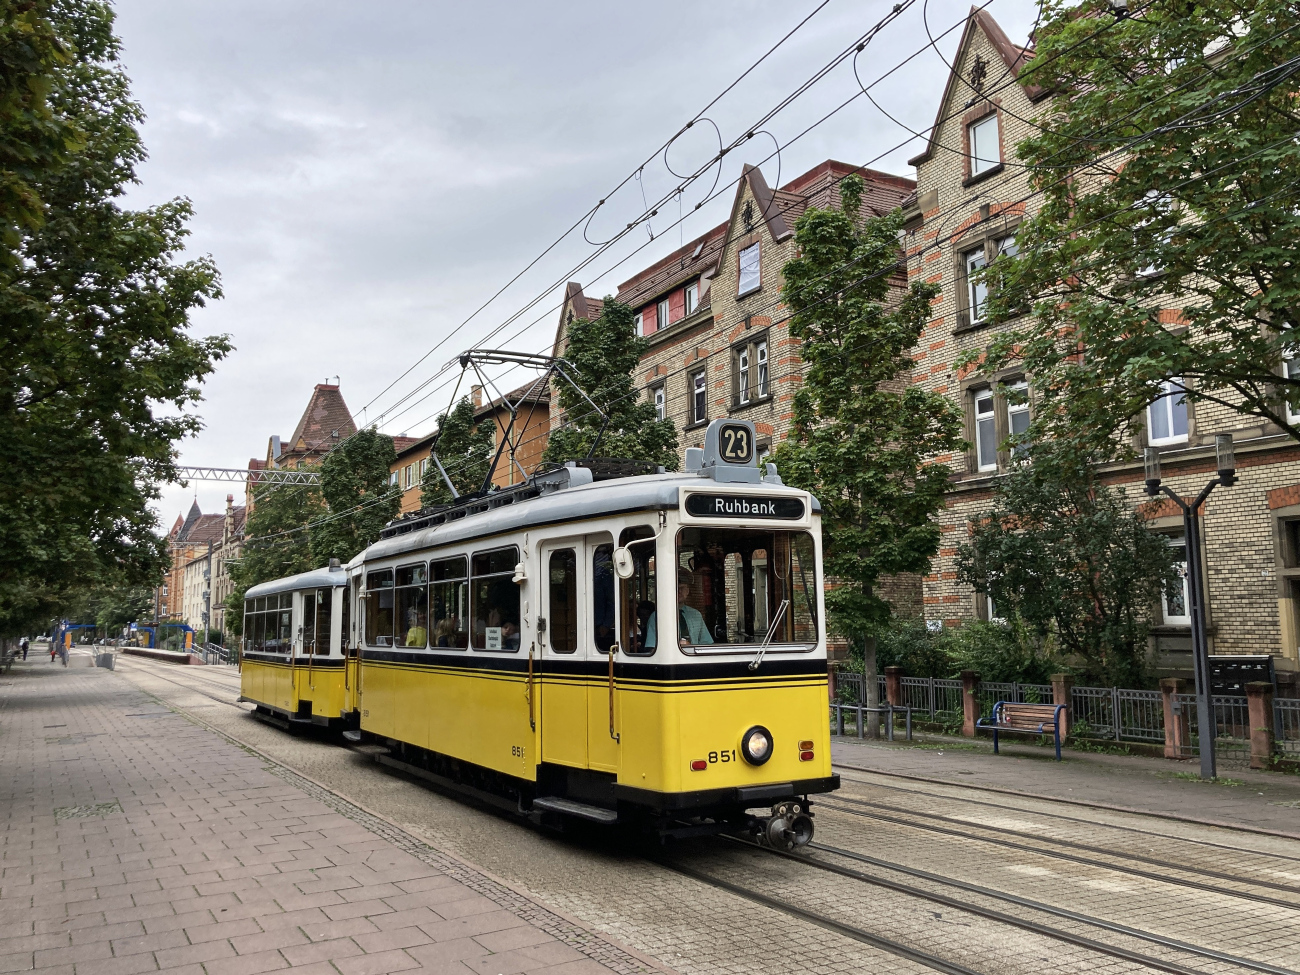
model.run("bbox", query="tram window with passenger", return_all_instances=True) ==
[395,564,428,648]
[676,527,818,647]
[471,547,520,651]
[244,594,293,653]
[366,570,395,646]
[619,527,658,656]
[548,549,577,653]
[430,556,469,648]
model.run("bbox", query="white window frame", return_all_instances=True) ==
[684,281,698,317]
[1136,191,1173,278]
[653,385,665,421]
[1162,534,1191,625]
[974,388,997,472]
[657,297,671,330]
[692,370,707,424]
[634,311,644,336]
[1286,357,1300,424]
[1006,381,1030,459]
[737,346,750,404]
[996,235,1018,259]
[389,471,399,487]
[756,341,769,397]
[966,248,989,325]
[1147,377,1189,446]
[738,243,761,296]
[969,114,1000,176]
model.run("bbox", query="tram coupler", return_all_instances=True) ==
[752,799,814,851]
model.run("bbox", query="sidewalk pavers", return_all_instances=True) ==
[0,660,645,974]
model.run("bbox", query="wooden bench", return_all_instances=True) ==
[977,702,1066,760]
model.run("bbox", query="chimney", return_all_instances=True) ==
[472,385,483,409]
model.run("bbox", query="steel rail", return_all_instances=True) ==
[826,793,1300,898]
[821,795,1300,912]
[832,771,1300,866]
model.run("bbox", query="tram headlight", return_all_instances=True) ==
[741,725,773,766]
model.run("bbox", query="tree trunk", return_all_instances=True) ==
[863,633,882,739]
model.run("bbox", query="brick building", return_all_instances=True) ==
[264,383,358,472]
[159,501,223,623]
[900,8,1300,679]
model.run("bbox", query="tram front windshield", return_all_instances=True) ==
[670,527,818,648]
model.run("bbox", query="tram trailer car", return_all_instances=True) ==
[243,419,837,845]
[240,567,353,728]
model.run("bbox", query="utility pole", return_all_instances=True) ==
[1144,433,1235,780]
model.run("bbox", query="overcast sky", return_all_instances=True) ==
[114,0,1038,526]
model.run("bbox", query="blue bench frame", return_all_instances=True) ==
[976,701,1066,760]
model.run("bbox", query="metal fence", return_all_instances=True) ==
[831,671,1297,762]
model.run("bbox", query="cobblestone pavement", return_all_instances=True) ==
[106,655,1300,975]
[0,656,659,974]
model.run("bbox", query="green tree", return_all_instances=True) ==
[955,445,1179,687]
[311,428,400,564]
[420,396,493,506]
[544,297,679,469]
[0,1,227,636]
[976,0,1300,450]
[225,478,322,635]
[772,174,964,736]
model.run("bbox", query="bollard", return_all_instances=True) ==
[1246,681,1276,770]
[1051,673,1074,739]
[961,670,980,738]
[1160,678,1189,759]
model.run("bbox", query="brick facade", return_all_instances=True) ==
[902,9,1300,676]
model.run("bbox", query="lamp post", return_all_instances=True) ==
[1143,433,1236,779]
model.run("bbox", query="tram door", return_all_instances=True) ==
[539,539,587,768]
[586,534,619,773]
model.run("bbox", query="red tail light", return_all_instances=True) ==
[690,759,707,771]
[799,750,814,761]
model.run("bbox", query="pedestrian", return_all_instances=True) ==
[20,637,28,660]
[50,643,57,663]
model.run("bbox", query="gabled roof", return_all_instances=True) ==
[908,7,1042,167]
[615,223,727,311]
[394,432,436,463]
[475,382,550,419]
[286,384,357,455]
[176,500,203,543]
[180,513,224,548]
[553,282,605,358]
[391,436,421,456]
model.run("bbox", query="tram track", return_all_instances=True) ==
[833,770,1300,866]
[820,794,1300,910]
[115,656,248,709]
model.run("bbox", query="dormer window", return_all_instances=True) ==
[657,297,670,330]
[969,113,1000,177]
[738,243,761,296]
[684,281,698,316]
[634,311,644,336]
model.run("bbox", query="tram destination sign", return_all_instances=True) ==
[685,493,805,520]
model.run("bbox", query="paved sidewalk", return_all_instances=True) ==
[0,658,651,975]
[832,732,1300,836]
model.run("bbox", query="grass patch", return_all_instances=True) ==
[1168,771,1245,786]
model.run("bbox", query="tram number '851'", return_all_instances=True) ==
[709,749,737,764]
[719,424,752,464]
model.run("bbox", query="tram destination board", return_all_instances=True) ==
[685,493,805,519]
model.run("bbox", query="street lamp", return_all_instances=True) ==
[1144,433,1236,779]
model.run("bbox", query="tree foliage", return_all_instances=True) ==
[311,428,400,565]
[544,297,679,469]
[421,396,493,506]
[955,445,1179,687]
[976,0,1300,449]
[0,1,227,636]
[225,479,322,635]
[772,176,964,638]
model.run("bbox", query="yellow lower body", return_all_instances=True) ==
[240,659,350,722]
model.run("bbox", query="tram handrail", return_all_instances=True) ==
[526,642,536,731]
[608,644,620,743]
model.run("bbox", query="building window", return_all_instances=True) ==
[1162,534,1191,625]
[1006,381,1030,459]
[1136,191,1173,278]
[997,235,1017,259]
[756,341,769,396]
[389,471,399,487]
[737,346,750,404]
[634,311,644,336]
[1286,357,1300,424]
[419,458,428,481]
[1147,378,1189,445]
[657,297,671,330]
[965,248,989,324]
[732,337,770,407]
[969,113,1000,176]
[974,388,997,472]
[653,385,665,421]
[738,243,761,296]
[692,370,707,424]
[684,281,698,316]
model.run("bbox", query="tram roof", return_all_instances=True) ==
[245,565,348,599]
[353,472,819,567]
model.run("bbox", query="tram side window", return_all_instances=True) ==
[395,563,428,649]
[593,543,615,653]
[275,595,293,652]
[472,547,521,651]
[548,549,577,653]
[366,570,395,646]
[302,590,316,654]
[676,528,818,646]
[316,587,334,655]
[430,556,469,648]
[341,583,352,654]
[619,527,657,656]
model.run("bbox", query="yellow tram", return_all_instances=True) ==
[242,418,837,842]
